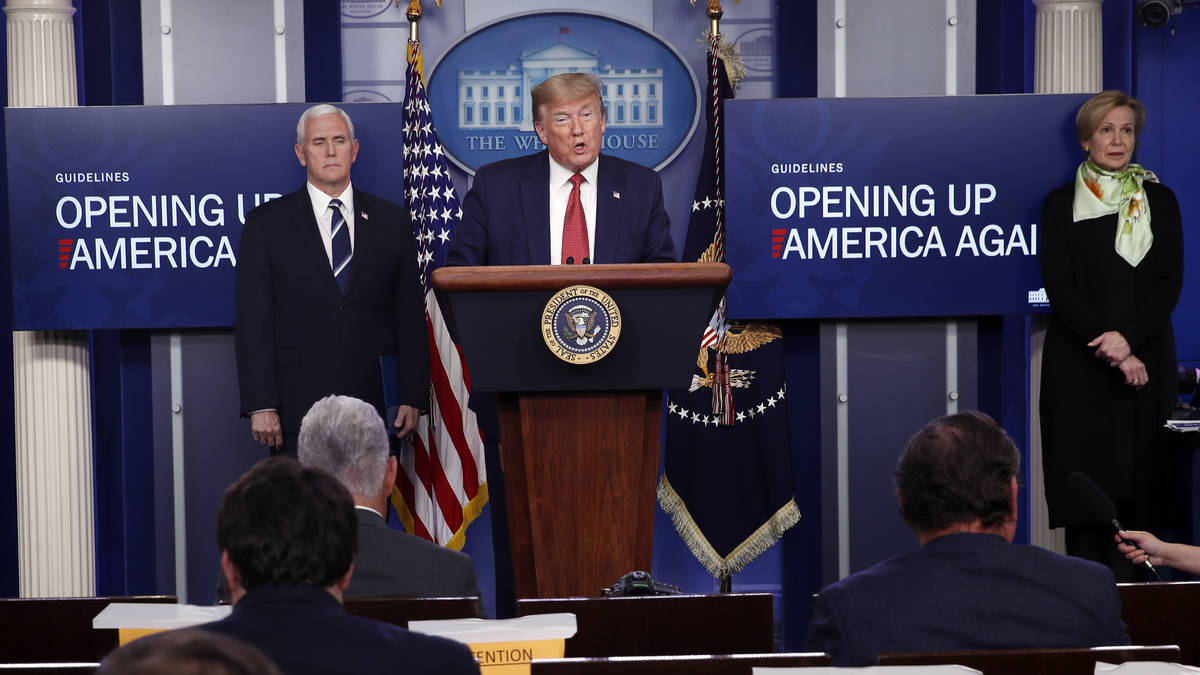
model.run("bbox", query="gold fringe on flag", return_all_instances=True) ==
[392,481,490,553]
[699,30,745,94]
[657,475,801,578]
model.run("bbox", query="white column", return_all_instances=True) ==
[5,0,96,597]
[1029,0,1102,555]
[1034,0,1104,94]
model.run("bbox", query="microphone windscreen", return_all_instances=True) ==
[1067,471,1118,523]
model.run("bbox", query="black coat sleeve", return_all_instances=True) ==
[389,203,431,413]
[446,169,490,267]
[640,170,677,263]
[234,208,278,416]
[1039,187,1107,346]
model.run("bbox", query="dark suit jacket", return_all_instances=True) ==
[346,508,482,606]
[446,150,676,266]
[235,187,428,435]
[201,584,479,675]
[804,533,1129,667]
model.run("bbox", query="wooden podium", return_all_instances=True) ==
[432,263,730,598]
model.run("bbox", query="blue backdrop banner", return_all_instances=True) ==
[724,93,1091,319]
[6,102,406,330]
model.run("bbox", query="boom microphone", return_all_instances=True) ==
[1067,471,1160,580]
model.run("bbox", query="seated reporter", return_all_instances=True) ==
[297,394,482,602]
[806,411,1129,667]
[200,457,479,675]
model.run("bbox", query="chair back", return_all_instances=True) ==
[517,594,773,657]
[878,644,1180,674]
[0,596,175,662]
[1119,581,1200,666]
[530,652,830,675]
[343,596,483,626]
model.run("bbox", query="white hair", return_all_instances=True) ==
[297,395,389,498]
[296,104,356,145]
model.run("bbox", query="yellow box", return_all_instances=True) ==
[117,627,165,645]
[411,613,578,675]
[469,638,566,674]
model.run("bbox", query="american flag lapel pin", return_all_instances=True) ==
[612,191,621,200]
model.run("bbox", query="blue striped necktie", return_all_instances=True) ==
[329,198,352,291]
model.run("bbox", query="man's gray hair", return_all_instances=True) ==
[296,104,356,145]
[297,395,389,497]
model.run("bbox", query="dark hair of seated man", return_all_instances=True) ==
[98,628,281,675]
[894,409,1020,539]
[218,455,357,595]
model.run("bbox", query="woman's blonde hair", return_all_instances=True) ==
[1075,90,1145,147]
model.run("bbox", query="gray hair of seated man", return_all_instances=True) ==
[297,394,390,498]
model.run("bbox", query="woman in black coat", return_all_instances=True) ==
[1040,90,1183,580]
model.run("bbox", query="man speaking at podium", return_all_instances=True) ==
[447,72,676,266]
[236,104,428,455]
[444,73,676,611]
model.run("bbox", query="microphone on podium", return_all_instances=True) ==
[1067,471,1161,580]
[565,256,574,265]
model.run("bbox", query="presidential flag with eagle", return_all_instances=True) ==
[659,28,800,580]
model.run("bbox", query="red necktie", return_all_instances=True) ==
[561,173,589,264]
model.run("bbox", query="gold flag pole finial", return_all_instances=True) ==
[707,0,723,37]
[399,0,441,41]
[690,0,737,37]
[404,0,422,42]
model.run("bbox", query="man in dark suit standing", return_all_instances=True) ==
[446,73,681,614]
[201,456,479,675]
[806,411,1129,667]
[297,394,481,603]
[446,72,676,266]
[236,104,427,455]
[444,73,676,616]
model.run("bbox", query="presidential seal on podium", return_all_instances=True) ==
[541,285,622,364]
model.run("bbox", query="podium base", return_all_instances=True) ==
[498,391,661,598]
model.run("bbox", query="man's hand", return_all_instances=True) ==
[1117,355,1149,389]
[1088,331,1131,365]
[250,410,282,448]
[393,405,419,439]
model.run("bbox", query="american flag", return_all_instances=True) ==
[392,40,488,550]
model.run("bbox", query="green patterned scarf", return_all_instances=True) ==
[1072,160,1158,267]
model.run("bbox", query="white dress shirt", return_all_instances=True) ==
[547,156,598,264]
[306,182,356,268]
[355,504,385,519]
